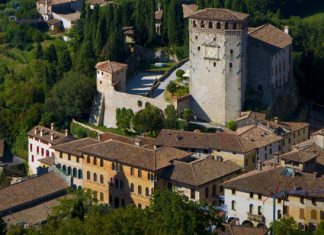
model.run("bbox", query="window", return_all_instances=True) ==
[230,49,233,55]
[36,146,39,154]
[312,198,316,205]
[145,187,149,196]
[73,168,77,177]
[213,62,216,67]
[225,22,229,29]
[76,157,79,163]
[120,180,123,189]
[100,192,104,201]
[130,183,134,192]
[130,167,134,175]
[311,210,317,220]
[67,167,71,175]
[231,200,236,210]
[195,35,198,40]
[212,185,216,196]
[138,169,142,178]
[191,189,195,199]
[249,204,253,213]
[233,22,237,30]
[288,138,291,144]
[60,152,62,158]
[87,171,90,180]
[41,148,44,156]
[278,198,282,204]
[78,169,82,179]
[110,177,113,187]
[258,206,262,215]
[93,173,97,182]
[93,157,97,165]
[100,159,104,167]
[216,22,221,29]
[277,210,282,219]
[258,194,262,200]
[250,192,253,198]
[29,144,32,151]
[245,159,248,166]
[200,20,205,28]
[100,175,104,184]
[229,63,232,69]
[205,187,209,198]
[63,165,66,173]
[138,203,142,208]
[208,21,212,28]
[232,189,236,195]
[31,155,34,162]
[220,186,224,193]
[198,46,200,51]
[147,173,151,180]
[138,185,142,195]
[115,178,119,188]
[192,20,196,27]
[320,210,324,220]
[299,208,305,219]
[87,156,90,163]
[68,154,71,161]
[46,150,49,157]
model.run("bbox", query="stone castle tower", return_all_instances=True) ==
[188,8,249,124]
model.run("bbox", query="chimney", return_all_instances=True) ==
[273,153,280,164]
[314,131,324,150]
[64,129,68,136]
[284,26,289,35]
[50,133,54,141]
[40,129,44,137]
[51,122,54,130]
[34,127,38,134]
[274,117,279,124]
[257,160,262,171]
[267,121,270,128]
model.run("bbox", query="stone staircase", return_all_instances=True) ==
[89,92,105,126]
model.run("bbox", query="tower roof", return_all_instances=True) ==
[95,60,128,73]
[189,8,248,21]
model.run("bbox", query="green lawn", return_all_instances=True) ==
[139,61,176,72]
[85,123,137,137]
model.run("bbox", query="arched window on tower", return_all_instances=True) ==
[93,173,97,182]
[225,22,229,30]
[200,20,205,28]
[216,22,221,29]
[229,63,233,70]
[233,22,237,30]
[208,21,213,28]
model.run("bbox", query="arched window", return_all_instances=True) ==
[112,162,116,170]
[56,163,61,169]
[277,210,282,219]
[192,20,196,27]
[208,21,213,28]
[138,169,142,178]
[249,204,253,213]
[225,22,229,29]
[100,175,104,184]
[311,209,317,220]
[73,168,77,177]
[258,206,262,215]
[130,167,134,175]
[147,173,151,180]
[230,49,233,55]
[100,159,104,167]
[62,165,66,173]
[145,187,149,196]
[78,169,83,179]
[93,173,97,182]
[151,188,154,195]
[229,63,233,69]
[216,22,221,29]
[233,22,237,29]
[67,166,71,175]
[231,200,236,210]
[138,185,142,195]
[87,156,90,163]
[200,20,205,28]
[130,183,134,192]
[87,171,90,180]
[120,180,123,189]
[115,178,119,188]
[93,157,97,165]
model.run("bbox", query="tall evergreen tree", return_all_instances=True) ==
[167,0,184,45]
[161,0,169,43]
[35,42,43,60]
[45,44,57,62]
[57,46,72,73]
[80,0,86,19]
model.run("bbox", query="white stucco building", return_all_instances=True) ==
[27,124,73,175]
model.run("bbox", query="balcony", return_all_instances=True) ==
[247,212,265,223]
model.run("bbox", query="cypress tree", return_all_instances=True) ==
[80,0,86,19]
[35,42,43,60]
[161,0,169,44]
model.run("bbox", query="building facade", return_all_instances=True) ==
[188,9,248,124]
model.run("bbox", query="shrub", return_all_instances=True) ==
[226,120,236,131]
[137,100,142,108]
[166,80,177,94]
[176,69,185,78]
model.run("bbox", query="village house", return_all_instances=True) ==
[27,124,73,175]
[223,130,324,230]
[155,129,256,171]
[0,171,70,227]
[53,138,101,188]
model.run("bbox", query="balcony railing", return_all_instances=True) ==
[247,212,265,223]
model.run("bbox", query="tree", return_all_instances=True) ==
[176,69,185,78]
[166,80,177,94]
[57,45,72,73]
[44,44,57,62]
[270,217,306,235]
[167,0,184,45]
[182,108,192,124]
[315,221,324,235]
[35,42,43,60]
[133,104,164,134]
[226,120,236,131]
[116,108,134,131]
[164,105,178,129]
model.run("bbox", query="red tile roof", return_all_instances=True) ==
[189,8,248,21]
[96,60,128,73]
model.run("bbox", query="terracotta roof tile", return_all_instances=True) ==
[54,138,101,157]
[100,132,155,149]
[80,140,192,171]
[0,172,69,214]
[281,150,318,163]
[155,129,255,153]
[95,60,128,73]
[248,24,292,49]
[189,8,248,21]
[38,156,55,166]
[161,158,241,187]
[28,126,74,146]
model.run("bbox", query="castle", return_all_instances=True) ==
[90,8,295,127]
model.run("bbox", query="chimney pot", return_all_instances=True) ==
[274,117,279,124]
[64,129,68,136]
[51,123,54,130]
[40,129,43,137]
[257,160,262,171]
[284,26,289,34]
[50,133,54,141]
[34,127,38,134]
